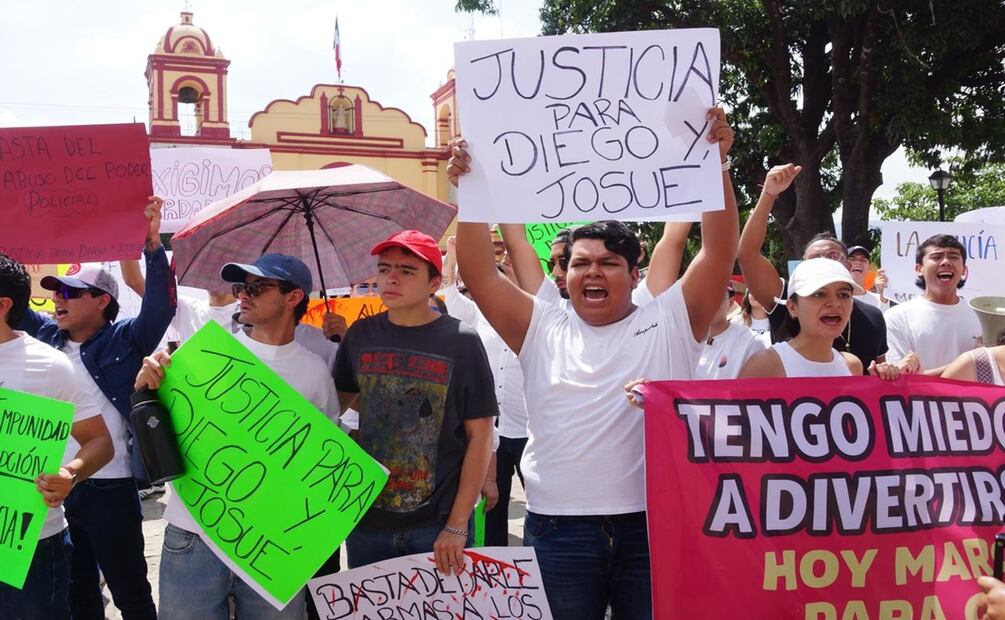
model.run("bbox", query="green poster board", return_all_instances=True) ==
[0,387,73,588]
[521,222,589,262]
[158,321,388,607]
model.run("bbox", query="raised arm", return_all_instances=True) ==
[498,223,547,295]
[737,164,801,311]
[678,108,740,342]
[644,221,693,296]
[120,259,145,297]
[125,197,176,354]
[448,140,534,354]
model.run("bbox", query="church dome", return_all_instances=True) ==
[155,11,221,57]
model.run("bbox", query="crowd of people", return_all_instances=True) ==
[1,107,1003,620]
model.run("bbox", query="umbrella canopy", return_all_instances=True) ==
[170,165,457,292]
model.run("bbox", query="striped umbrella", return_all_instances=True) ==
[171,165,456,298]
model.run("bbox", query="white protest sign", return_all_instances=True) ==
[151,147,272,233]
[879,221,1005,302]
[308,547,552,620]
[454,29,723,223]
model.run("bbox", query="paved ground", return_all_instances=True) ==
[101,475,528,619]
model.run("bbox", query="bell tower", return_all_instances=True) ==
[146,11,231,139]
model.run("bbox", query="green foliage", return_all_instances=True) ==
[454,0,497,14]
[873,161,1005,222]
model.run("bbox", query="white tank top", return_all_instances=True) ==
[971,348,1005,386]
[772,341,852,377]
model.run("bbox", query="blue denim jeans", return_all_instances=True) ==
[63,477,156,620]
[346,517,474,568]
[159,524,306,620]
[523,511,652,620]
[0,529,72,620]
[485,436,527,546]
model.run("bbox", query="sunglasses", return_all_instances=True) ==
[56,285,102,300]
[545,258,569,272]
[354,282,379,292]
[231,281,285,298]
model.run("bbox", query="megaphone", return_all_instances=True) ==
[969,296,1005,347]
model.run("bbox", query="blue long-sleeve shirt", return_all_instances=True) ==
[19,245,177,481]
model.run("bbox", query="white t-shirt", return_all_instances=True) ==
[163,297,240,348]
[696,322,767,380]
[856,291,892,313]
[0,333,103,539]
[206,303,240,333]
[519,282,701,515]
[731,315,772,347]
[443,285,528,439]
[536,276,653,311]
[63,341,132,479]
[164,329,341,533]
[884,296,983,370]
[294,323,339,375]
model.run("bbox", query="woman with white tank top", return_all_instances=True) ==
[739,258,901,379]
[941,345,1005,386]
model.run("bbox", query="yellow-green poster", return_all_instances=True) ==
[0,388,74,588]
[158,321,387,608]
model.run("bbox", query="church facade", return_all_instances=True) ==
[145,11,458,219]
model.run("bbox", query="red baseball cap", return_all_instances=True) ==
[370,230,443,274]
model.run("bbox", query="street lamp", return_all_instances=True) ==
[928,169,952,222]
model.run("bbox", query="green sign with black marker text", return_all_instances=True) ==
[158,321,388,608]
[0,387,73,589]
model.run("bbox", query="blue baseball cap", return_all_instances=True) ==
[220,253,313,293]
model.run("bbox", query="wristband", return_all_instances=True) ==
[443,525,468,537]
[720,156,731,172]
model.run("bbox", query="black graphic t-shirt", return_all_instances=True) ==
[335,313,498,529]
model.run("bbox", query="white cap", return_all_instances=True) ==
[786,258,864,299]
[40,263,120,300]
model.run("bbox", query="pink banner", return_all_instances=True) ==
[642,375,1005,619]
[0,123,151,263]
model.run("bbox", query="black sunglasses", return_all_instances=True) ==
[56,284,103,300]
[232,281,287,298]
[545,258,569,272]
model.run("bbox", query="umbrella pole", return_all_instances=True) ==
[301,196,340,343]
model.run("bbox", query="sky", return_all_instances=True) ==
[1,0,924,204]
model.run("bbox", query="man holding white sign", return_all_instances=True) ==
[450,101,737,618]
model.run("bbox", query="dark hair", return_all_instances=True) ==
[99,294,120,323]
[914,234,967,290]
[739,290,754,327]
[803,233,848,258]
[277,282,310,324]
[0,253,31,328]
[568,221,641,271]
[779,293,802,339]
[551,228,572,247]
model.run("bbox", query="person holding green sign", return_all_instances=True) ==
[334,230,498,576]
[135,253,340,619]
[0,253,114,619]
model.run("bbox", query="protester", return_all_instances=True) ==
[0,254,114,620]
[737,165,891,373]
[739,259,901,379]
[696,283,767,379]
[941,341,1005,385]
[353,276,380,297]
[334,230,497,575]
[17,196,171,620]
[731,288,772,345]
[442,236,526,546]
[884,234,983,373]
[134,253,339,620]
[846,245,894,312]
[449,106,738,619]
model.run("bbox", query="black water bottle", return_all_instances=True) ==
[130,388,185,484]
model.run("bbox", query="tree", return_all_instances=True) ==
[873,161,1005,222]
[457,0,1005,257]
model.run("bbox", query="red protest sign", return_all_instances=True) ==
[642,375,1005,619]
[0,123,151,263]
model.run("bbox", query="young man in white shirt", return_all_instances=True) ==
[846,245,894,312]
[0,253,113,619]
[449,107,739,619]
[134,253,340,619]
[884,234,983,372]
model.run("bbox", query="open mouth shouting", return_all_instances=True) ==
[818,312,845,328]
[935,269,955,284]
[583,285,609,302]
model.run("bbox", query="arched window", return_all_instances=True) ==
[178,86,201,136]
[329,95,354,134]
